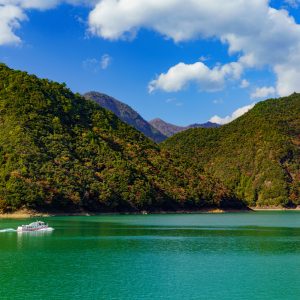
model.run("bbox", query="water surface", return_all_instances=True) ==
[0,212,299,299]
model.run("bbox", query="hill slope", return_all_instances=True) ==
[188,122,220,129]
[84,92,166,143]
[0,64,237,213]
[163,94,300,207]
[150,118,220,137]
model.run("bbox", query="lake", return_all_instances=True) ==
[0,212,299,299]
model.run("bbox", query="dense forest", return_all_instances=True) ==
[163,95,300,207]
[0,64,238,213]
[0,64,298,213]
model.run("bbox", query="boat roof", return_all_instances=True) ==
[27,221,45,226]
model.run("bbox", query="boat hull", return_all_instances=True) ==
[17,226,49,232]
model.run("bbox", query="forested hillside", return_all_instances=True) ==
[0,64,236,213]
[1,64,298,213]
[163,95,300,207]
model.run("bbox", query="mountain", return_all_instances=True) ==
[162,94,300,208]
[84,92,166,143]
[149,118,220,137]
[2,64,297,212]
[0,64,238,213]
[84,93,219,141]
[149,118,185,137]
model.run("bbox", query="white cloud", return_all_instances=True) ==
[274,63,300,96]
[0,1,60,10]
[251,86,276,99]
[0,1,59,46]
[1,0,300,97]
[88,0,267,42]
[240,79,250,88]
[100,53,111,69]
[209,103,255,125]
[0,1,97,45]
[149,61,243,93]
[0,1,97,9]
[88,0,300,96]
[0,5,26,45]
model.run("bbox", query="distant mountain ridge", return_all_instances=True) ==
[84,92,167,143]
[84,92,219,140]
[149,118,220,137]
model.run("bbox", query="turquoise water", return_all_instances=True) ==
[0,212,299,300]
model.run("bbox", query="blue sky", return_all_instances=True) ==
[0,0,300,126]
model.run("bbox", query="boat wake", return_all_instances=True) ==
[0,228,17,233]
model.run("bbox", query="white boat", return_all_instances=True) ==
[17,221,50,232]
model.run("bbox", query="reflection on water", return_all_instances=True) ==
[17,229,54,237]
[16,228,54,249]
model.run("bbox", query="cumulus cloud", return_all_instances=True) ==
[251,86,277,99]
[0,0,96,45]
[0,1,59,46]
[209,103,255,125]
[0,0,97,9]
[148,61,243,93]
[0,5,26,45]
[88,0,266,42]
[88,0,300,96]
[2,0,300,97]
[0,0,60,10]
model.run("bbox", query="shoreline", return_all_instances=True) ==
[250,207,300,211]
[0,206,299,219]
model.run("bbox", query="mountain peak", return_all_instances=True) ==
[84,92,167,143]
[149,118,220,137]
